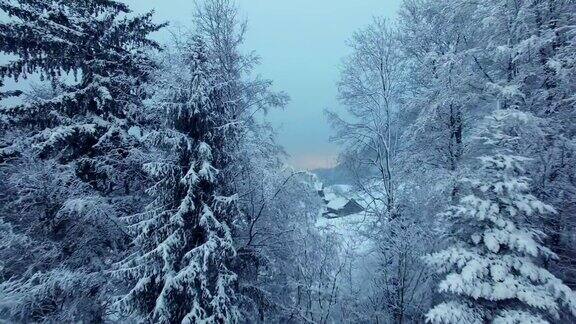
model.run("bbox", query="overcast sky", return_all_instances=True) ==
[123,0,403,169]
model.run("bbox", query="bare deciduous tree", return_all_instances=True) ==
[327,17,404,219]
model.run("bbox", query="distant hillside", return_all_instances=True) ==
[311,164,354,186]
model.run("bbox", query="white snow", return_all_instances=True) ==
[316,184,376,266]
[326,196,348,210]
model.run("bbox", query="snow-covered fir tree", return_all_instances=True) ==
[0,0,163,322]
[114,36,240,323]
[0,0,163,190]
[425,110,576,324]
[477,0,576,292]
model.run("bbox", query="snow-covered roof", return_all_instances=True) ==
[326,197,348,210]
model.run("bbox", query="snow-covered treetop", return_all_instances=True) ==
[0,0,164,81]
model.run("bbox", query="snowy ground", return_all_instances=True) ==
[315,183,381,296]
[316,183,376,256]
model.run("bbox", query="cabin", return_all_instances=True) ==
[323,198,364,218]
[317,183,364,218]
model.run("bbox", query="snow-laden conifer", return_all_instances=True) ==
[425,110,576,323]
[114,36,240,323]
[0,1,162,321]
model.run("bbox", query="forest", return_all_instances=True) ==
[0,0,575,323]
